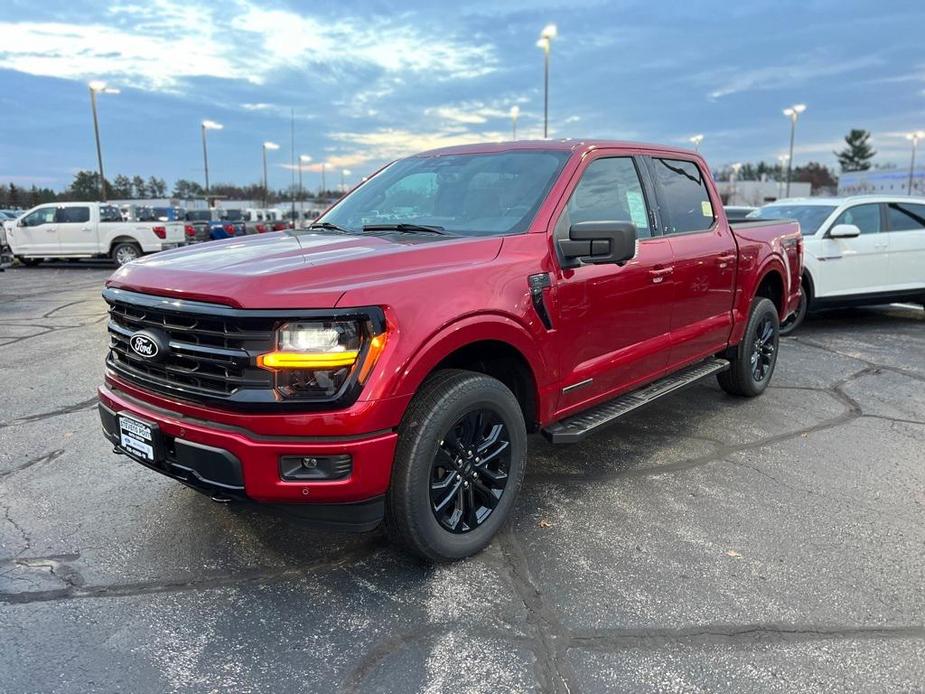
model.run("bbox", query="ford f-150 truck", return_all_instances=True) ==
[9,202,185,266]
[98,140,802,561]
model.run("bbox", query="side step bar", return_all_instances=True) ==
[542,358,730,444]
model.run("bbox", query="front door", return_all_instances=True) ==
[553,154,674,415]
[815,203,890,297]
[11,205,58,255]
[55,205,95,255]
[646,156,737,367]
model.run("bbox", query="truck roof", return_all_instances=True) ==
[414,139,699,159]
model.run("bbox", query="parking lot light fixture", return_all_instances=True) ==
[88,81,119,202]
[262,141,279,207]
[905,131,925,195]
[200,120,223,199]
[689,134,704,152]
[537,24,557,139]
[782,103,806,197]
[510,105,520,140]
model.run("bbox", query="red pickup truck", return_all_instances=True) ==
[98,140,802,561]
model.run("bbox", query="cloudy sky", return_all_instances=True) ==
[1,0,923,192]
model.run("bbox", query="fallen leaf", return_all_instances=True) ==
[538,519,553,528]
[725,549,742,558]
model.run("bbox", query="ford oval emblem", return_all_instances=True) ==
[129,332,160,359]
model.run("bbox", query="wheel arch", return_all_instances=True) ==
[390,315,548,432]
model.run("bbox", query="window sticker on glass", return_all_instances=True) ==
[701,200,713,217]
[626,190,648,230]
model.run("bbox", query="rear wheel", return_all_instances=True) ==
[385,369,527,562]
[779,279,809,336]
[718,297,780,397]
[111,242,141,266]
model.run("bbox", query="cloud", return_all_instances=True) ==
[0,1,498,92]
[700,54,884,100]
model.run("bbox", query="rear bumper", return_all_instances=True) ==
[98,383,398,530]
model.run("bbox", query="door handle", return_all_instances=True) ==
[649,266,673,283]
[46,226,57,232]
[81,226,91,231]
[716,253,736,269]
[873,242,888,250]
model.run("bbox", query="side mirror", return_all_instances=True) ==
[829,223,860,238]
[17,219,26,227]
[559,221,638,265]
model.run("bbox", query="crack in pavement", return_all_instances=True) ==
[0,538,387,605]
[499,526,579,694]
[0,449,66,479]
[2,505,32,555]
[528,366,871,485]
[0,397,98,430]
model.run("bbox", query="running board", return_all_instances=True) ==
[542,358,730,444]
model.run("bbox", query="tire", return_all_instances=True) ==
[779,280,809,336]
[385,369,527,562]
[718,297,780,397]
[111,242,141,266]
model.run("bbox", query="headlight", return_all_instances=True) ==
[257,319,386,400]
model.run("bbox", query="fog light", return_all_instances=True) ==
[279,454,352,481]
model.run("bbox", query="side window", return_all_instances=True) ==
[99,206,122,222]
[555,157,652,239]
[833,204,880,234]
[886,203,925,231]
[56,207,90,224]
[651,158,715,234]
[22,207,56,227]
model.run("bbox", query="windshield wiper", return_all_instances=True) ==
[362,223,452,235]
[307,221,355,234]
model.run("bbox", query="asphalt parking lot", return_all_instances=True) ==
[0,263,923,693]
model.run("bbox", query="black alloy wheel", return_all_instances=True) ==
[750,314,777,382]
[430,408,511,533]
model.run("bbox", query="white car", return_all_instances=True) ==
[753,196,925,333]
[7,202,185,266]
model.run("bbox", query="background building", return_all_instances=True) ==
[715,179,811,206]
[838,168,925,196]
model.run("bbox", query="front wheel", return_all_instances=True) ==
[385,369,527,562]
[718,297,780,397]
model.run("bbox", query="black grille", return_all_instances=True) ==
[106,292,275,401]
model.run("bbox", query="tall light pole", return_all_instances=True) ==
[340,169,351,194]
[298,155,311,221]
[777,154,790,199]
[782,103,806,197]
[536,24,557,139]
[88,81,120,201]
[262,141,279,207]
[200,120,222,201]
[689,134,704,152]
[905,131,924,196]
[730,162,743,205]
[320,162,327,197]
[510,105,520,140]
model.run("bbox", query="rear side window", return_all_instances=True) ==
[833,204,880,234]
[651,158,715,234]
[56,207,90,223]
[100,205,122,222]
[555,157,652,239]
[886,202,925,231]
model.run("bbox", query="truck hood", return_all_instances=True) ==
[106,230,503,309]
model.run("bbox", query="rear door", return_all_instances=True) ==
[553,152,674,413]
[815,203,890,297]
[55,205,95,255]
[884,201,925,292]
[645,156,737,367]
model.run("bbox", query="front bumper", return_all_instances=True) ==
[98,383,398,531]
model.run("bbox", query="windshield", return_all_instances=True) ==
[749,204,837,235]
[318,150,571,236]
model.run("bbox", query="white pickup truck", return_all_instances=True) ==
[6,202,185,266]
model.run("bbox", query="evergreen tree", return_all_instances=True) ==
[112,175,133,198]
[131,175,147,198]
[835,129,876,172]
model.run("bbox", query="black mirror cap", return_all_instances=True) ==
[560,221,638,265]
